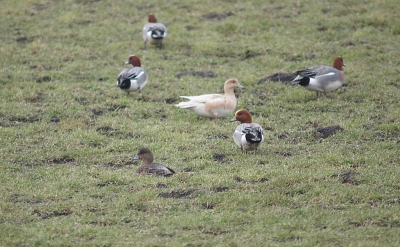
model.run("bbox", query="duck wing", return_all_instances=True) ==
[233,123,264,150]
[147,163,175,176]
[143,23,168,40]
[179,94,224,103]
[117,67,147,89]
[292,65,339,84]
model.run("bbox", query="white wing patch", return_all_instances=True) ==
[317,72,335,78]
[136,71,145,78]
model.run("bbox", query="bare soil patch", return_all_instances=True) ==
[176,71,216,79]
[158,189,196,199]
[234,176,268,184]
[257,72,297,84]
[201,11,234,20]
[32,208,72,219]
[316,125,344,138]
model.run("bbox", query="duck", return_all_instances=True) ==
[175,78,245,119]
[290,56,346,96]
[142,13,167,48]
[117,55,148,94]
[230,109,264,151]
[132,148,175,176]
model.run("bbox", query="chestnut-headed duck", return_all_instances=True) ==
[175,78,245,119]
[142,13,167,48]
[230,109,264,151]
[117,55,148,94]
[132,148,175,176]
[290,56,345,96]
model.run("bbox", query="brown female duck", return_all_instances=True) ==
[132,148,175,176]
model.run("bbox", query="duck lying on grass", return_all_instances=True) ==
[291,56,345,96]
[133,148,175,177]
[175,78,245,119]
[230,109,264,152]
[117,55,148,94]
[142,13,167,48]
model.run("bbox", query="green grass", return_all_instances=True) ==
[1,0,400,246]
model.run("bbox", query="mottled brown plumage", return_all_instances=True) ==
[132,148,175,176]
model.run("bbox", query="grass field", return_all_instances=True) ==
[1,0,400,246]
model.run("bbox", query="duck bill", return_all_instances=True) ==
[230,117,238,122]
[125,61,129,65]
[132,155,140,160]
[238,84,245,89]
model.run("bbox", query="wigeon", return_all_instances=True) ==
[290,56,346,96]
[132,148,175,176]
[117,55,148,94]
[230,109,264,151]
[142,13,167,48]
[175,78,245,119]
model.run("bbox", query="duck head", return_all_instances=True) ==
[125,55,141,67]
[333,56,345,71]
[133,148,154,164]
[230,109,253,124]
[224,78,245,92]
[148,13,157,23]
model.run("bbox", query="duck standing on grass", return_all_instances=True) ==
[142,13,167,48]
[230,109,264,152]
[117,55,148,94]
[175,78,245,119]
[290,56,345,96]
[132,148,175,177]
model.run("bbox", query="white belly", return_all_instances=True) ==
[324,80,343,92]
